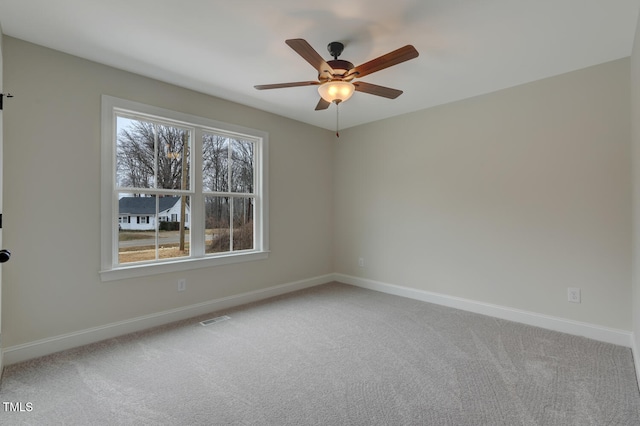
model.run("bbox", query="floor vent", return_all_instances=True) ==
[200,316,231,326]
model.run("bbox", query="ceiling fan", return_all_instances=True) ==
[254,39,419,111]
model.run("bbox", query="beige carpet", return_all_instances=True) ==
[1,282,639,425]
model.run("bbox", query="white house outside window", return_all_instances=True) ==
[100,96,269,281]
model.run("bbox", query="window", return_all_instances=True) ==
[101,96,269,281]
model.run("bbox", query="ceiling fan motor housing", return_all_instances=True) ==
[318,41,355,81]
[320,59,355,81]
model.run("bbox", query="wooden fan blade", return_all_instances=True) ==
[315,98,331,110]
[348,45,418,79]
[353,81,403,99]
[254,81,320,90]
[285,39,334,76]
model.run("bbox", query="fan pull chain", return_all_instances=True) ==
[336,101,340,138]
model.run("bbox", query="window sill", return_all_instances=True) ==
[99,251,270,282]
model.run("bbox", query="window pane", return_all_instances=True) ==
[116,117,155,189]
[205,196,230,253]
[118,194,191,264]
[202,133,229,192]
[116,116,190,191]
[233,197,254,251]
[156,125,191,191]
[230,140,254,193]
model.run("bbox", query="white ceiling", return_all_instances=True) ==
[0,0,639,130]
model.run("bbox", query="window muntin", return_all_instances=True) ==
[101,96,269,281]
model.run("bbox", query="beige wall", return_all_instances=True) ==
[334,58,632,330]
[631,13,640,366]
[1,37,334,347]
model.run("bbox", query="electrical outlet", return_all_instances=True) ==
[178,278,186,292]
[567,287,580,303]
[358,257,365,268]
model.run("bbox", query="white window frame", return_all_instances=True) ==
[100,95,269,281]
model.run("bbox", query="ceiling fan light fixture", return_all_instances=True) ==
[318,80,355,104]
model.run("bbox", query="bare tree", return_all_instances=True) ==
[203,134,230,237]
[231,140,254,226]
[203,135,255,252]
[202,133,229,192]
[117,120,189,191]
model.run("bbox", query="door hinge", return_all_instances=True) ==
[0,93,13,110]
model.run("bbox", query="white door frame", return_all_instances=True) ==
[0,25,6,378]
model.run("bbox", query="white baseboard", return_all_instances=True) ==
[2,274,334,366]
[632,333,640,390]
[335,274,633,348]
[4,273,634,366]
